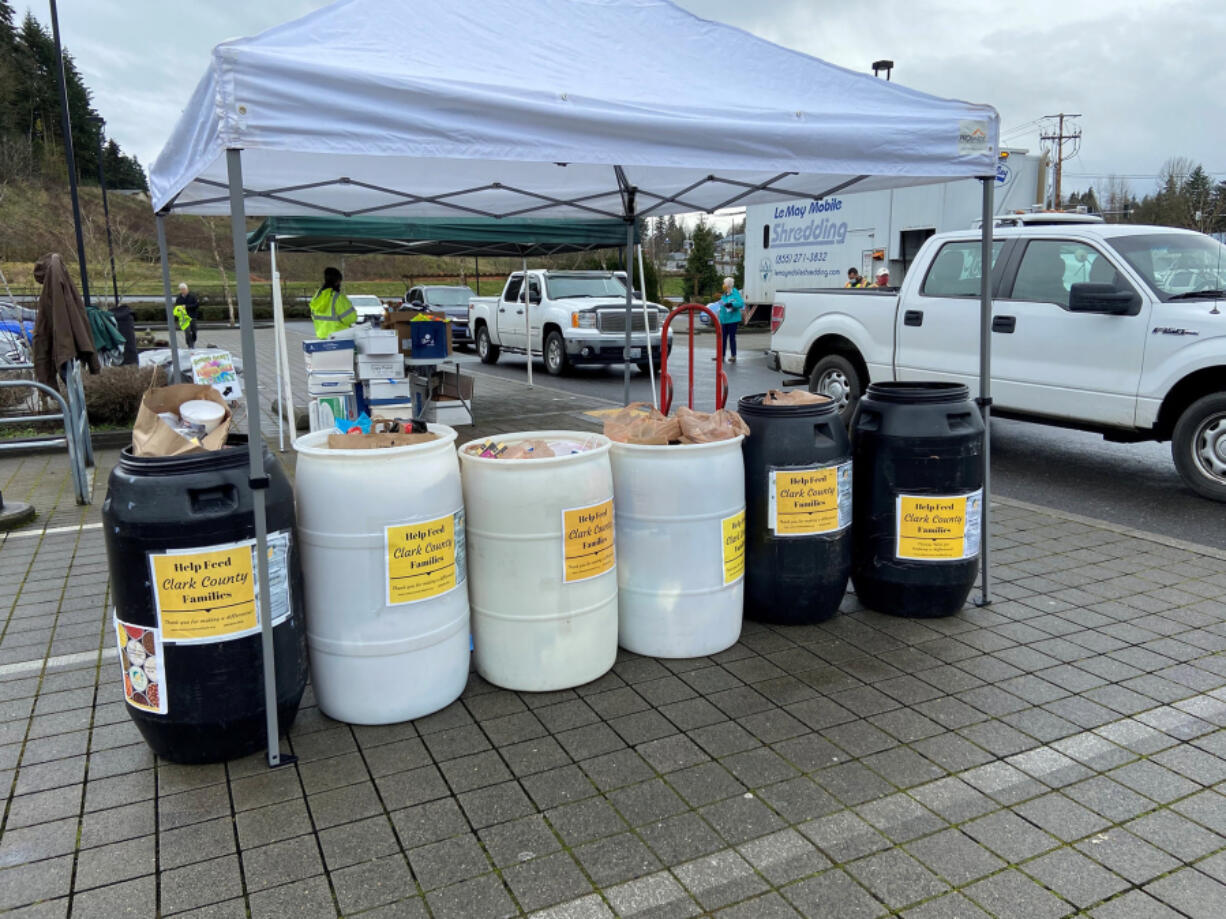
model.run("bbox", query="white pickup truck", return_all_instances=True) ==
[469,270,669,375]
[768,219,1226,500]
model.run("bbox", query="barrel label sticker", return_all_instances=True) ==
[113,615,167,715]
[722,510,746,585]
[895,490,983,561]
[147,531,294,643]
[386,509,465,605]
[769,462,852,536]
[149,540,258,642]
[562,498,615,583]
[263,530,293,628]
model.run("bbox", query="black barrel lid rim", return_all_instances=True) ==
[864,382,970,405]
[738,392,838,417]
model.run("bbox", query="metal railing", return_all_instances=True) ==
[0,360,94,505]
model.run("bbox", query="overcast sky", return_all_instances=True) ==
[36,0,1226,199]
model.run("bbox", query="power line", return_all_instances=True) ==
[1039,114,1082,206]
[1066,172,1226,179]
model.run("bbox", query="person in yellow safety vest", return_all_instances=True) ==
[309,266,357,339]
[844,267,867,288]
[172,302,192,340]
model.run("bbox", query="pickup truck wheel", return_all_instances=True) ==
[476,325,500,364]
[808,354,861,425]
[1171,393,1226,502]
[544,330,569,376]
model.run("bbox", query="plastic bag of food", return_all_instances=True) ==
[603,402,682,445]
[676,406,750,443]
[501,439,556,459]
[762,389,828,406]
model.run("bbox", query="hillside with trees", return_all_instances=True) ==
[0,2,146,191]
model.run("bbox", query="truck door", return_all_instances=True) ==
[526,277,544,352]
[894,239,1006,388]
[497,276,529,350]
[990,239,1147,424]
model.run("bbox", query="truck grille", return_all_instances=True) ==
[597,309,658,333]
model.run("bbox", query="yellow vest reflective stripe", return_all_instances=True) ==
[173,304,191,330]
[309,289,357,338]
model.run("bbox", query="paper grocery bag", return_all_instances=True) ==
[132,383,233,457]
[326,431,438,449]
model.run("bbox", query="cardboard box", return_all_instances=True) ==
[367,399,421,422]
[354,327,399,356]
[410,319,452,359]
[302,338,355,372]
[435,369,474,402]
[434,397,472,426]
[307,371,355,396]
[356,356,405,379]
[365,379,415,401]
[383,312,417,357]
[309,394,358,432]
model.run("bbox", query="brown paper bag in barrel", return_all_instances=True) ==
[603,402,682,445]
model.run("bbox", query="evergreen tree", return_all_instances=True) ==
[0,9,144,187]
[682,220,719,300]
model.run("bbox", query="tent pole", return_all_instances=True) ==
[523,254,533,388]
[156,214,181,383]
[276,253,296,450]
[637,244,658,410]
[271,239,284,452]
[623,219,634,406]
[270,238,296,451]
[977,177,994,607]
[226,148,288,768]
[475,257,480,297]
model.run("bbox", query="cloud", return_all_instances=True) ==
[39,0,1226,193]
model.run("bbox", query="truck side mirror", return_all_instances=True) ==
[1068,282,1141,315]
[529,291,542,304]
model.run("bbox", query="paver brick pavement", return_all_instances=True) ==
[3,331,1226,915]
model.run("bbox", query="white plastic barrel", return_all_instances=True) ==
[610,438,746,657]
[459,432,617,691]
[293,425,468,724]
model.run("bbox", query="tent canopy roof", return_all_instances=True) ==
[150,0,999,219]
[246,216,639,256]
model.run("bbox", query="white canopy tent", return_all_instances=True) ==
[150,0,1001,765]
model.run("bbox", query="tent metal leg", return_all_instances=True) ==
[637,244,657,410]
[270,239,296,452]
[275,256,297,450]
[522,254,533,388]
[977,177,994,607]
[623,219,634,406]
[226,148,291,769]
[156,215,182,383]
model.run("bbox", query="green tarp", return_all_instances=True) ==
[247,216,637,257]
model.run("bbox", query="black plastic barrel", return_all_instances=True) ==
[738,393,853,624]
[850,382,984,617]
[103,438,308,763]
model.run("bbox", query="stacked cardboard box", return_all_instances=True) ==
[304,340,357,432]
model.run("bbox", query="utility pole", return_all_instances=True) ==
[1039,113,1081,209]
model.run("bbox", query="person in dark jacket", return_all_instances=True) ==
[175,282,201,348]
[32,253,99,388]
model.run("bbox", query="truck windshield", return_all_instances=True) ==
[1109,233,1226,301]
[425,287,476,307]
[546,275,627,299]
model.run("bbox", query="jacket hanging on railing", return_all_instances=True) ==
[32,253,99,388]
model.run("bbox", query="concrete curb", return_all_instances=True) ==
[993,493,1226,561]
